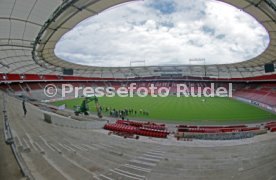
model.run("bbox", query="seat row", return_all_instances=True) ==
[142,124,167,130]
[103,122,169,138]
[104,124,138,134]
[116,120,166,130]
[271,127,276,132]
[177,127,260,134]
[116,120,144,127]
[265,122,276,132]
[177,125,247,129]
[136,129,167,138]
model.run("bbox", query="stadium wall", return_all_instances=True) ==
[233,96,276,113]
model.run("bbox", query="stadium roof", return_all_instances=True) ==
[0,0,275,78]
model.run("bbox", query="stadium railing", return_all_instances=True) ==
[1,93,33,179]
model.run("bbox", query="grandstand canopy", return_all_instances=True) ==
[0,0,275,78]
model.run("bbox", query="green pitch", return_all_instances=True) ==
[52,96,276,124]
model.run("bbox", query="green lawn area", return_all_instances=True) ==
[52,96,276,124]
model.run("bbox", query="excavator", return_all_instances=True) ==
[74,96,103,118]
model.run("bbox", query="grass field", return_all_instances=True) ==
[52,96,276,124]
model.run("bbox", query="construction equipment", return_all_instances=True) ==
[74,96,102,118]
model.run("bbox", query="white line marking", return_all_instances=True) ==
[39,136,55,151]
[43,156,74,180]
[99,174,114,180]
[123,164,151,173]
[22,137,31,151]
[130,160,156,167]
[143,154,164,159]
[93,144,106,149]
[98,143,113,149]
[110,169,144,180]
[125,164,151,171]
[49,143,62,153]
[17,136,23,147]
[94,175,101,180]
[63,144,76,152]
[62,155,98,179]
[138,156,160,162]
[25,133,37,151]
[31,143,39,152]
[114,168,145,178]
[148,150,165,154]
[82,144,98,150]
[75,144,88,151]
[149,150,165,153]
[58,143,72,152]
[70,144,87,151]
[34,142,45,154]
[146,152,164,156]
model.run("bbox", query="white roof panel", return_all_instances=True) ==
[0,0,275,78]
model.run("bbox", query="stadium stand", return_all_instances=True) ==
[3,90,275,179]
[1,79,276,112]
[234,84,276,106]
[0,0,276,179]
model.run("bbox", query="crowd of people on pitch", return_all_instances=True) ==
[99,106,149,118]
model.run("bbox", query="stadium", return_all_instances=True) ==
[0,0,276,180]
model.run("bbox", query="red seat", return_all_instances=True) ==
[271,127,276,132]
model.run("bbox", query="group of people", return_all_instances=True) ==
[99,106,150,119]
[21,99,151,120]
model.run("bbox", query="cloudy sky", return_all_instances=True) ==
[55,0,269,67]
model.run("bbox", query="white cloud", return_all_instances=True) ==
[55,0,269,67]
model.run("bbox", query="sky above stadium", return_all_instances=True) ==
[55,0,269,67]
